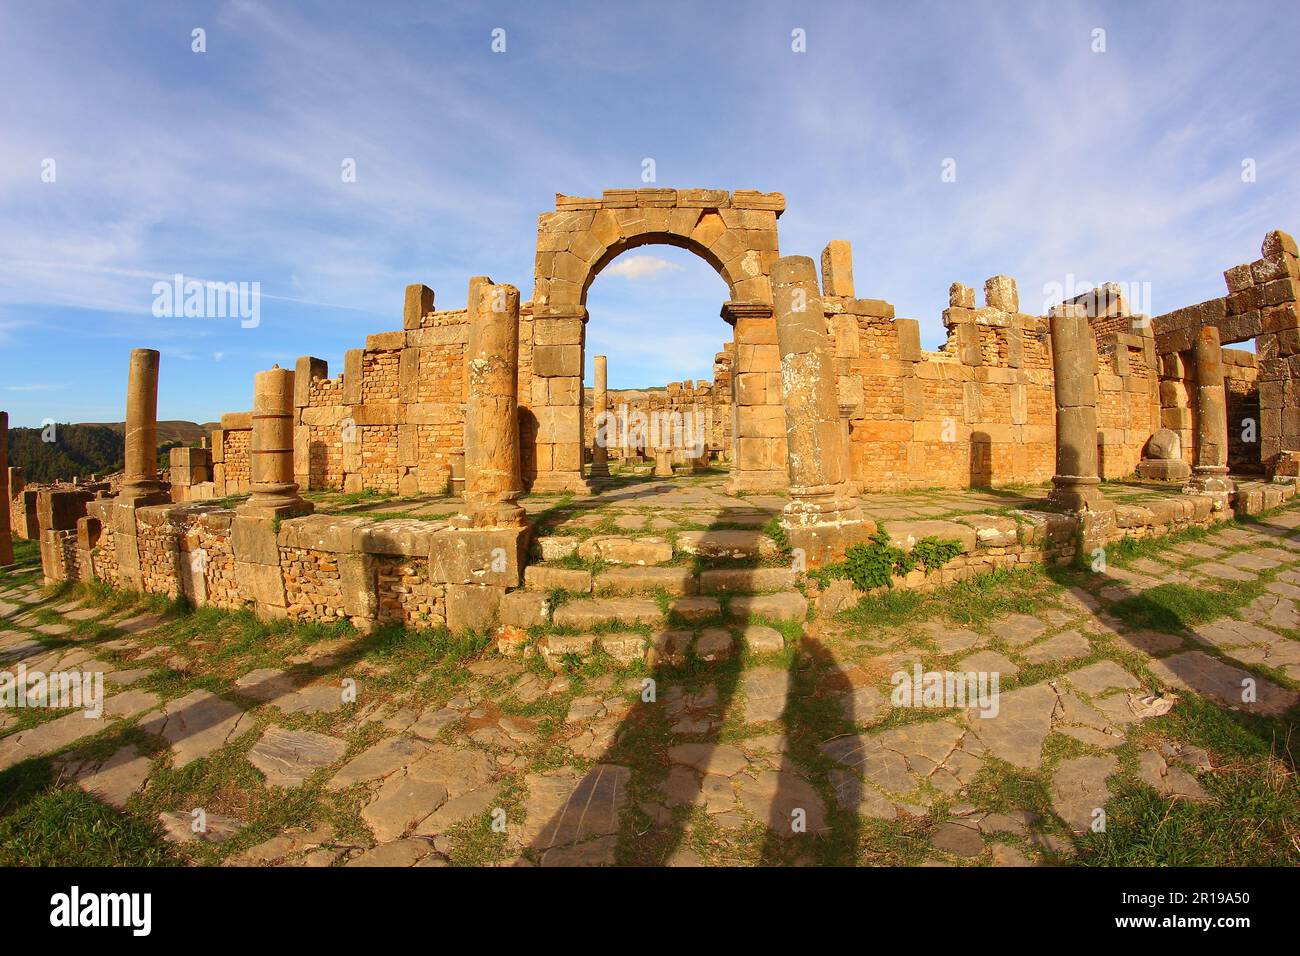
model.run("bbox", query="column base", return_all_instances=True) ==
[1185,466,1235,497]
[526,473,595,496]
[780,497,877,568]
[237,497,315,520]
[725,471,790,495]
[1047,476,1114,513]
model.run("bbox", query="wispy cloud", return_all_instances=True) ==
[601,256,684,280]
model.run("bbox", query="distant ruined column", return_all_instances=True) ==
[590,354,610,479]
[0,411,13,567]
[1047,305,1111,513]
[119,348,168,505]
[1187,325,1235,497]
[771,255,871,566]
[458,282,525,528]
[239,365,312,518]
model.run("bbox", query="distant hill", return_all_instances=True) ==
[84,421,219,444]
[5,420,216,484]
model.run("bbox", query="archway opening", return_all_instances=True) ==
[581,245,735,480]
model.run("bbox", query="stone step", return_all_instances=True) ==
[524,566,593,593]
[577,535,674,566]
[595,566,696,596]
[674,529,780,560]
[881,519,978,554]
[726,591,808,624]
[552,598,662,629]
[698,567,796,594]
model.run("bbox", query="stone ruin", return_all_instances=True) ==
[12,187,1300,632]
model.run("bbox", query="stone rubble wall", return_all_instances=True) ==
[62,499,526,634]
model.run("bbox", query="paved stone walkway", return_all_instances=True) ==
[3,481,1300,866]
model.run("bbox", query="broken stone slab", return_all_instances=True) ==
[139,689,252,769]
[1050,754,1117,833]
[345,837,436,867]
[742,666,790,723]
[61,744,151,808]
[248,726,348,788]
[328,736,431,790]
[413,786,500,836]
[1148,650,1299,716]
[362,774,449,842]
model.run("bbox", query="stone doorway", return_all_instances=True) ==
[521,188,789,495]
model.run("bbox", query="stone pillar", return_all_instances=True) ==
[724,300,790,494]
[0,411,13,567]
[589,354,610,479]
[1187,325,1235,497]
[119,348,168,505]
[238,365,313,518]
[771,256,871,566]
[1046,306,1111,512]
[458,282,525,528]
[654,449,675,477]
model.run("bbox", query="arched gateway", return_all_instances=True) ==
[521,188,790,494]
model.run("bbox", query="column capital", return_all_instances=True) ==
[720,300,773,325]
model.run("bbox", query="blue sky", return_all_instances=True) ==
[2,0,1298,426]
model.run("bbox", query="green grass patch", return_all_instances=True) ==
[1109,580,1262,633]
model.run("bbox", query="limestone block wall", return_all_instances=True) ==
[1154,230,1300,475]
[845,285,1034,490]
[212,295,473,497]
[833,267,1158,491]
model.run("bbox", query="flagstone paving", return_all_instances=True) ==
[4,481,1300,866]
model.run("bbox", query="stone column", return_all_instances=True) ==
[589,354,610,479]
[1187,325,1235,497]
[239,365,312,518]
[119,348,168,504]
[0,411,13,567]
[771,256,871,566]
[724,300,790,494]
[458,282,525,528]
[1047,306,1111,512]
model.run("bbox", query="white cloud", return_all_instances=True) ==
[602,256,684,280]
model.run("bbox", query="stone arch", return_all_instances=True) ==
[523,188,790,494]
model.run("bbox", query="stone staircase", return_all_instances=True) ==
[500,527,807,668]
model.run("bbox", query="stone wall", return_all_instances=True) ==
[838,271,1157,491]
[1154,230,1300,474]
[67,499,526,635]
